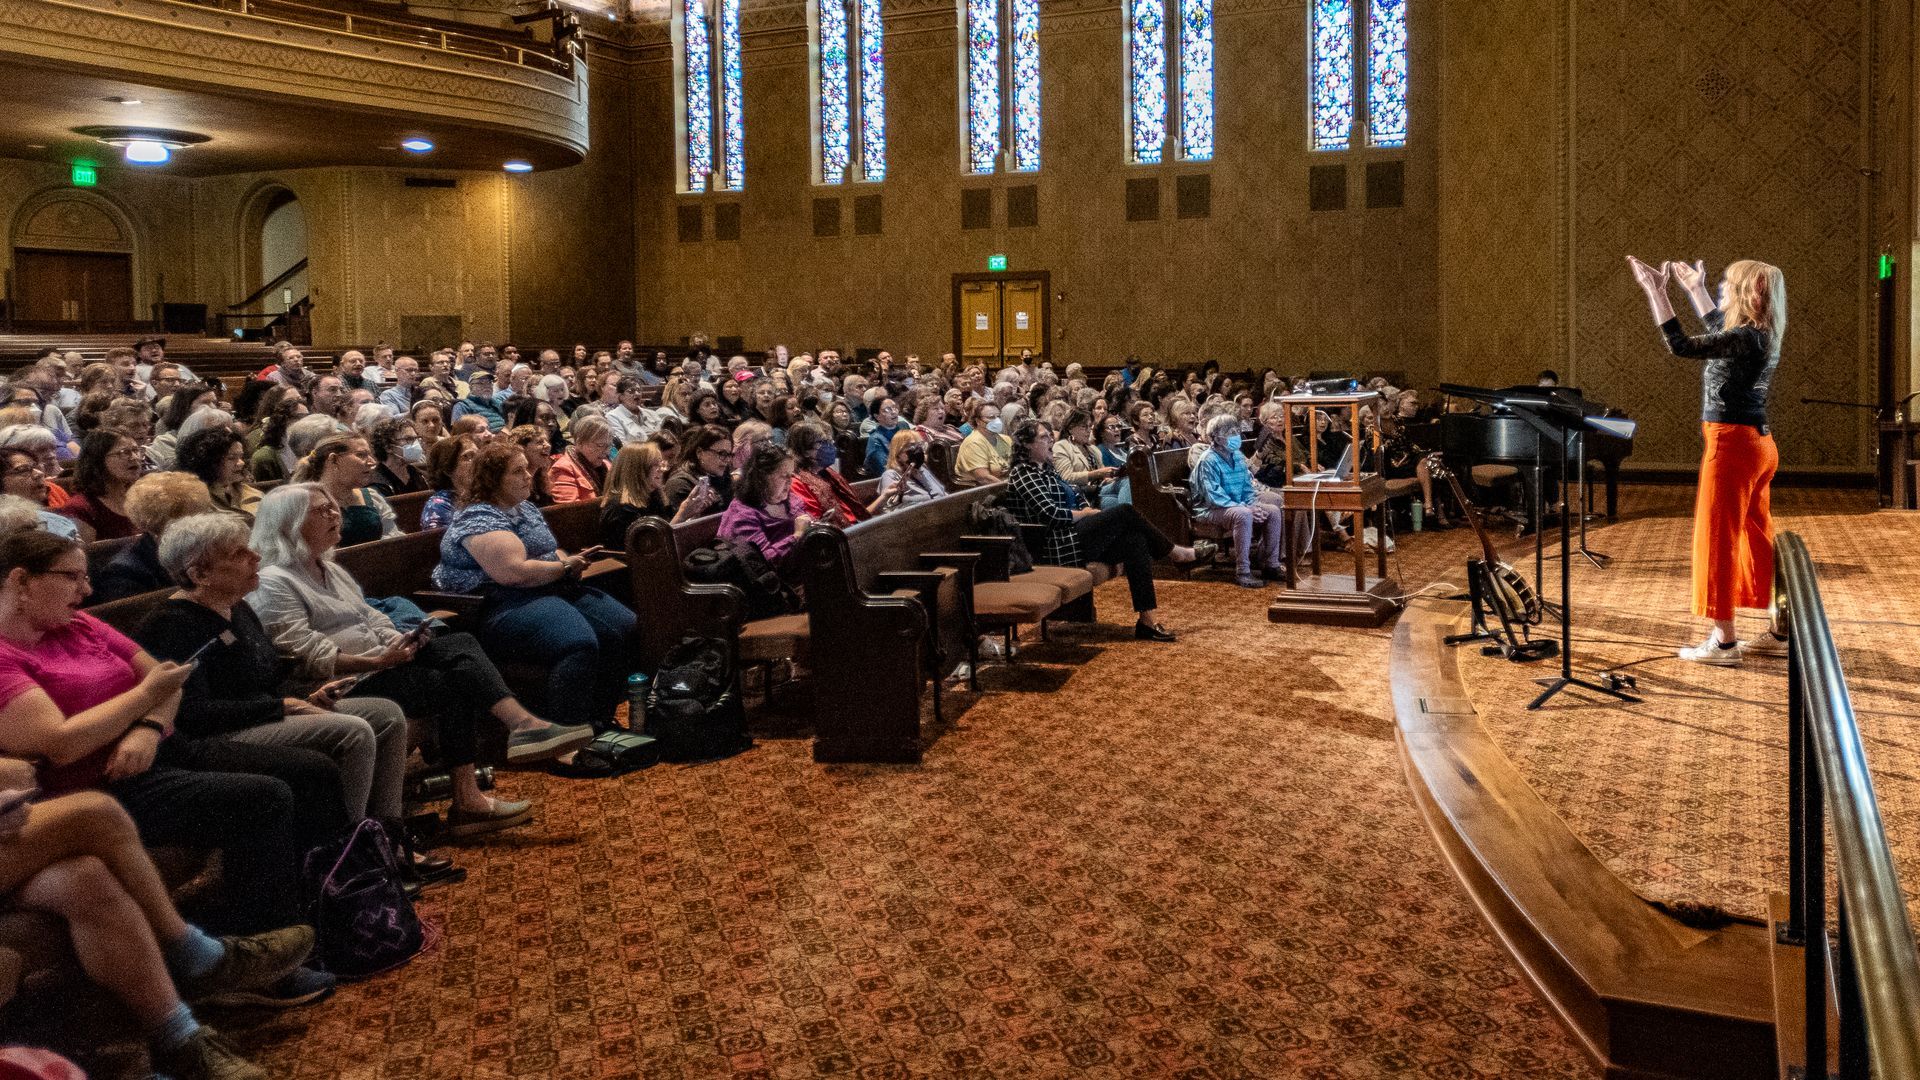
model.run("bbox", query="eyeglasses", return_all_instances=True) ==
[108,449,144,461]
[309,503,342,518]
[4,464,42,478]
[39,569,88,585]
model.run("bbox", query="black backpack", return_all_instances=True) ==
[683,539,797,620]
[648,637,752,763]
[967,496,1036,575]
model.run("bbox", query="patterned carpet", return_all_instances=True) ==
[203,484,1913,1079]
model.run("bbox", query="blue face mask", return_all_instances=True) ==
[1224,434,1243,454]
[986,418,1005,435]
[815,442,839,469]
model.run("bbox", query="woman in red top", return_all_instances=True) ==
[58,430,143,541]
[785,422,888,526]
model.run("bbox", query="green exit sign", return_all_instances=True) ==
[987,254,1007,272]
[1879,253,1896,280]
[70,162,98,187]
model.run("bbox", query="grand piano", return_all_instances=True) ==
[1434,385,1635,519]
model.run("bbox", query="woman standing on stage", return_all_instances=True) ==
[1627,254,1790,664]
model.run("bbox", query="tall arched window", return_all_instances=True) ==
[1310,0,1405,152]
[963,0,1040,174]
[1127,0,1212,163]
[815,0,885,183]
[678,0,744,192]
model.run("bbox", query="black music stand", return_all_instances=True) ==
[1496,394,1641,710]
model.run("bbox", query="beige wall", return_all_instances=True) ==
[631,0,1441,391]
[1438,0,1901,471]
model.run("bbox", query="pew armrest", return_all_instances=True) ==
[959,534,1016,582]
[411,591,483,619]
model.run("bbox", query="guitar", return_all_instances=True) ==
[1429,456,1544,626]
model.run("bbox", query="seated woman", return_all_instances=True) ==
[432,443,638,734]
[953,403,1010,487]
[175,424,263,520]
[250,485,589,832]
[145,383,219,472]
[0,529,338,1003]
[1191,414,1285,588]
[0,424,71,510]
[91,472,214,605]
[861,397,909,477]
[1051,408,1117,503]
[787,422,885,526]
[687,388,726,430]
[599,441,714,550]
[1094,414,1135,509]
[419,434,478,531]
[409,399,447,448]
[662,424,735,517]
[0,786,314,1077]
[293,434,400,548]
[550,416,613,504]
[0,447,79,540]
[1161,397,1200,451]
[248,396,307,485]
[58,430,143,542]
[506,424,557,507]
[718,444,812,577]
[369,417,428,496]
[913,397,965,445]
[875,430,947,509]
[135,513,410,838]
[1002,420,1203,643]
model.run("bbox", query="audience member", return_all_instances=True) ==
[787,422,878,525]
[718,443,811,577]
[176,426,264,521]
[91,473,214,604]
[953,403,1010,487]
[369,418,428,496]
[292,435,400,547]
[662,425,734,516]
[0,448,78,540]
[875,430,946,508]
[59,431,143,542]
[1190,414,1284,588]
[420,435,478,531]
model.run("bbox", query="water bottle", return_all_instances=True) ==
[626,672,650,732]
[1410,499,1424,532]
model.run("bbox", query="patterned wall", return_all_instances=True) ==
[629,0,1441,385]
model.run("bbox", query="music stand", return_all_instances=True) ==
[1496,393,1640,710]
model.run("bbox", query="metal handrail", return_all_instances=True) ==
[1775,530,1920,1079]
[171,0,575,75]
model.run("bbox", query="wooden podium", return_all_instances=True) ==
[1267,391,1399,627]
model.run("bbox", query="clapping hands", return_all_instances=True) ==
[1626,255,1670,293]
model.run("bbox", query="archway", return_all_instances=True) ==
[8,188,142,330]
[238,184,307,315]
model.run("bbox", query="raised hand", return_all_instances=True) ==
[1626,255,1670,293]
[1669,258,1706,293]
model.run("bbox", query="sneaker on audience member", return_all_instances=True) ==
[178,925,313,1003]
[1677,633,1744,666]
[200,965,335,1010]
[151,1026,266,1080]
[1743,629,1790,657]
[505,721,594,764]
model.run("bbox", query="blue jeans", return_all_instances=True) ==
[480,585,638,729]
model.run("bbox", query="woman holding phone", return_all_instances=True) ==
[249,484,592,829]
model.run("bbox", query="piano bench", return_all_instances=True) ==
[1469,464,1520,486]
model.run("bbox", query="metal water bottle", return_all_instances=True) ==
[1410,499,1424,532]
[626,672,650,732]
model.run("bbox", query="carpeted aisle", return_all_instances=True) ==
[237,512,1598,1078]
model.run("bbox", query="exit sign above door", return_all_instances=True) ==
[987,254,1007,271]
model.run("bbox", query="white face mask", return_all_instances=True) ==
[819,391,834,405]
[985,418,1005,435]
[400,440,426,464]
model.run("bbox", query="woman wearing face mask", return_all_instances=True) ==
[787,422,885,524]
[1191,414,1284,588]
[876,431,946,508]
[369,419,427,496]
[954,402,1011,487]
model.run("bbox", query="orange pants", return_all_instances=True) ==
[1692,422,1778,620]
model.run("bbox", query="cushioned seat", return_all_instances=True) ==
[1470,464,1520,485]
[738,613,810,663]
[1384,477,1420,498]
[1015,565,1095,602]
[973,581,1064,625]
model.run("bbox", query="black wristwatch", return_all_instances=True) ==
[131,719,168,736]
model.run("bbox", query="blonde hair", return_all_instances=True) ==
[884,429,924,474]
[604,441,668,508]
[125,471,214,535]
[1722,259,1787,348]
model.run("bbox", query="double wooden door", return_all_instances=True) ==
[954,273,1048,365]
[12,249,133,329]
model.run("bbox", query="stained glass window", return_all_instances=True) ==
[719,0,743,189]
[857,0,886,180]
[1009,0,1040,171]
[965,0,1000,174]
[1128,0,1167,164]
[1366,0,1406,147]
[1178,0,1212,159]
[682,0,713,191]
[1310,0,1354,151]
[819,0,852,183]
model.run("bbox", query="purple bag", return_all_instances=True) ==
[302,819,430,979]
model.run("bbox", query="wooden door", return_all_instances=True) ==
[1000,279,1044,356]
[959,281,1000,363]
[13,249,133,328]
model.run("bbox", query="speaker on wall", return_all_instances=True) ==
[812,198,842,238]
[853,193,883,235]
[1309,165,1347,212]
[1365,161,1405,209]
[1006,185,1038,228]
[676,204,703,243]
[1175,174,1211,219]
[714,202,741,241]
[1125,177,1160,222]
[960,188,993,230]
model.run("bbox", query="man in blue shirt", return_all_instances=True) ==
[451,370,506,431]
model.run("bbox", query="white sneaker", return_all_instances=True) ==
[1743,630,1790,657]
[1678,634,1744,665]
[1362,527,1395,553]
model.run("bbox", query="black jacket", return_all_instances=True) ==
[92,534,170,604]
[1660,309,1778,430]
[136,599,292,738]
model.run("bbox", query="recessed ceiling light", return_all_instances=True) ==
[503,160,534,173]
[400,138,435,153]
[103,96,142,106]
[71,125,209,167]
[123,140,170,164]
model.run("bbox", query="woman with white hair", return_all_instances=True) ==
[1191,413,1284,588]
[249,484,590,833]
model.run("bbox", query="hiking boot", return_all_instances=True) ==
[152,1026,267,1080]
[178,926,313,1003]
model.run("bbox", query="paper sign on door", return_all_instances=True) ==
[974,313,989,330]
[1014,311,1029,329]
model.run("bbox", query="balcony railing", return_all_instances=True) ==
[174,0,578,75]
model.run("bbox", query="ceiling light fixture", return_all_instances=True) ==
[71,125,210,168]
[400,138,435,153]
[503,160,534,173]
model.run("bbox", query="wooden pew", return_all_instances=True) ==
[84,536,137,582]
[386,489,429,533]
[1125,447,1201,549]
